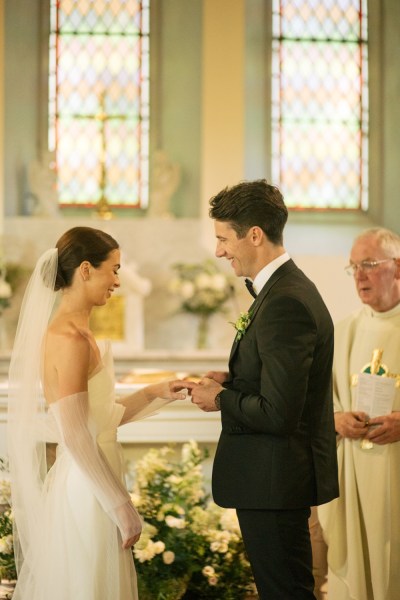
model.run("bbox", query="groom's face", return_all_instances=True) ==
[214,221,256,279]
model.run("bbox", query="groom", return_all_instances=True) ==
[190,179,338,599]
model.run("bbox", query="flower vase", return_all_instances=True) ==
[0,314,8,352]
[197,314,209,350]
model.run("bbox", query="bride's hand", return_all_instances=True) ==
[149,379,198,400]
[171,379,200,397]
[115,501,142,549]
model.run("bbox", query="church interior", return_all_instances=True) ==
[0,0,399,597]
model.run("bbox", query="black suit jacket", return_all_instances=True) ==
[212,259,339,509]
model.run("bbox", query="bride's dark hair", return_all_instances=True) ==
[54,226,119,291]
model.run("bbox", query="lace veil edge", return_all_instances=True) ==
[7,248,58,574]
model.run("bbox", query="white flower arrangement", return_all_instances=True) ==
[130,441,255,599]
[0,262,29,315]
[0,270,12,314]
[0,459,16,582]
[2,445,256,597]
[169,260,235,316]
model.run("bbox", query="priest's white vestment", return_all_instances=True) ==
[318,303,400,600]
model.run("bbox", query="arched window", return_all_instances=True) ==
[48,0,150,214]
[271,0,368,210]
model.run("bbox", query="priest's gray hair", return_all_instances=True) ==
[355,227,400,258]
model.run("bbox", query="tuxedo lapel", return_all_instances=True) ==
[228,260,298,365]
[228,297,257,363]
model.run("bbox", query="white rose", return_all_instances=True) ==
[0,534,13,554]
[0,478,11,504]
[153,540,165,554]
[211,274,228,291]
[166,475,183,485]
[165,515,186,529]
[0,278,11,299]
[180,281,195,299]
[210,540,228,553]
[195,273,213,289]
[162,550,175,564]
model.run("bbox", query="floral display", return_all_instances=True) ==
[0,263,30,315]
[0,459,16,583]
[231,310,253,341]
[130,441,255,599]
[1,443,256,597]
[169,260,236,348]
[0,271,12,315]
[169,260,235,317]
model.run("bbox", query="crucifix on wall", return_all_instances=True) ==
[76,92,128,219]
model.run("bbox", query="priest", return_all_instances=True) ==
[318,227,400,600]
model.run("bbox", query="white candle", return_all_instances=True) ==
[0,3,4,237]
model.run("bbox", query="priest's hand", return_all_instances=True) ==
[334,411,369,439]
[365,411,400,444]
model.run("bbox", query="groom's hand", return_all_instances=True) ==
[203,370,229,385]
[191,377,223,412]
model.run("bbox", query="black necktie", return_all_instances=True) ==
[245,278,257,299]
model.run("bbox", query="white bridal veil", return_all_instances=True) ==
[7,248,58,575]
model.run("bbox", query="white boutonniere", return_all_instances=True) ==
[231,310,252,341]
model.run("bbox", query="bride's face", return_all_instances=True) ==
[89,249,121,306]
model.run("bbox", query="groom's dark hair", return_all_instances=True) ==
[209,179,288,245]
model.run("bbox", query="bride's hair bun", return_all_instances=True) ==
[54,270,67,291]
[55,226,119,290]
[40,254,60,290]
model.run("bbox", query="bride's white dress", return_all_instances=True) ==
[12,342,138,600]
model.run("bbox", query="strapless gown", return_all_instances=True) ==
[12,341,138,600]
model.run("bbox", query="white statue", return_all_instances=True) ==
[114,254,152,355]
[27,150,60,217]
[118,253,152,297]
[148,149,181,218]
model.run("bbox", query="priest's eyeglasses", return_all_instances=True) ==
[344,258,396,276]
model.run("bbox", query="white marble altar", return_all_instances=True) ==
[0,351,228,458]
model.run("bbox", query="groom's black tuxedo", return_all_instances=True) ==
[212,259,338,598]
[213,259,339,509]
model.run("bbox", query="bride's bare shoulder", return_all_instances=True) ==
[45,320,92,354]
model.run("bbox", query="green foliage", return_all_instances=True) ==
[0,459,16,582]
[0,443,257,596]
[130,442,255,599]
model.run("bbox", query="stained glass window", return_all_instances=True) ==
[48,0,150,211]
[271,0,368,210]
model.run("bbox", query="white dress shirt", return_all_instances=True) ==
[251,252,290,295]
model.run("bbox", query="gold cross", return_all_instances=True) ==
[351,349,400,450]
[351,348,400,388]
[73,92,129,219]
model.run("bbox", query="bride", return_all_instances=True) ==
[7,226,190,600]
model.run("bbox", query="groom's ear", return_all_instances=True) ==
[249,226,264,246]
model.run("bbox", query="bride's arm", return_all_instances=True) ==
[50,334,142,548]
[116,380,196,425]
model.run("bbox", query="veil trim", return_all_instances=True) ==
[7,248,58,574]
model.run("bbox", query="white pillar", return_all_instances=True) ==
[0,2,4,236]
[201,0,245,220]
